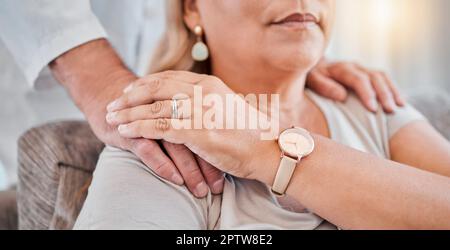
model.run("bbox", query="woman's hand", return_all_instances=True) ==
[106,71,277,180]
[307,59,405,113]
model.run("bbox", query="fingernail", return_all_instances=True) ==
[171,173,184,186]
[211,178,224,194]
[369,99,378,112]
[337,93,347,102]
[107,100,118,112]
[106,112,117,123]
[397,96,406,106]
[194,182,209,198]
[334,89,347,102]
[123,85,133,93]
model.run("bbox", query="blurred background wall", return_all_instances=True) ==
[0,0,449,189]
[329,0,450,93]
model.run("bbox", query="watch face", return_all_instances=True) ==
[278,127,315,159]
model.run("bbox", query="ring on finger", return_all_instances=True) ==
[171,99,179,119]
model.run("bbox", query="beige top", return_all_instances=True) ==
[218,90,426,230]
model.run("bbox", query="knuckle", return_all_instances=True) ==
[352,75,370,86]
[183,165,203,179]
[145,79,163,94]
[150,101,164,115]
[361,76,371,86]
[155,119,170,132]
[152,160,173,177]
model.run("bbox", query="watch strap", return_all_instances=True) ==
[271,156,299,196]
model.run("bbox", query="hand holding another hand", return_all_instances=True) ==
[106,71,273,181]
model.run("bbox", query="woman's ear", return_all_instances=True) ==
[183,0,202,32]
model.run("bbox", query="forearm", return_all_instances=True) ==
[50,39,137,142]
[256,135,450,229]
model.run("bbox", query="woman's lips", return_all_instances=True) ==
[271,13,319,29]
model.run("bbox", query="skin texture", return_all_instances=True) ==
[50,1,403,198]
[108,0,450,229]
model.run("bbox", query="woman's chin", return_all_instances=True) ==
[264,33,326,68]
[266,52,322,73]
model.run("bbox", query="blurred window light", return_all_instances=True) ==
[328,0,446,91]
[371,0,396,32]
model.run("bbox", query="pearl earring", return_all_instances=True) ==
[191,25,209,62]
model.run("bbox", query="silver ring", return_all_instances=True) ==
[171,100,179,119]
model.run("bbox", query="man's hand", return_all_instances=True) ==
[307,59,405,113]
[50,39,224,198]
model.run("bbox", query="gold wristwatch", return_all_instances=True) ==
[272,127,315,196]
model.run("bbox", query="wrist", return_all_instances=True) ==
[249,127,316,194]
[247,140,281,187]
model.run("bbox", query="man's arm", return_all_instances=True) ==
[51,39,135,141]
[50,39,223,198]
[0,0,106,86]
[0,0,223,198]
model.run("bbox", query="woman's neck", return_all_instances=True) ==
[211,64,309,108]
[211,63,330,136]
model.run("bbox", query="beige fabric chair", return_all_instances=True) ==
[10,91,450,230]
[17,121,104,230]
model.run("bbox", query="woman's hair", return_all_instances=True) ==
[149,0,211,74]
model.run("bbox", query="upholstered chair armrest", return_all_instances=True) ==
[17,121,104,230]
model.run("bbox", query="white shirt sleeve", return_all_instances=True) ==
[0,0,107,88]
